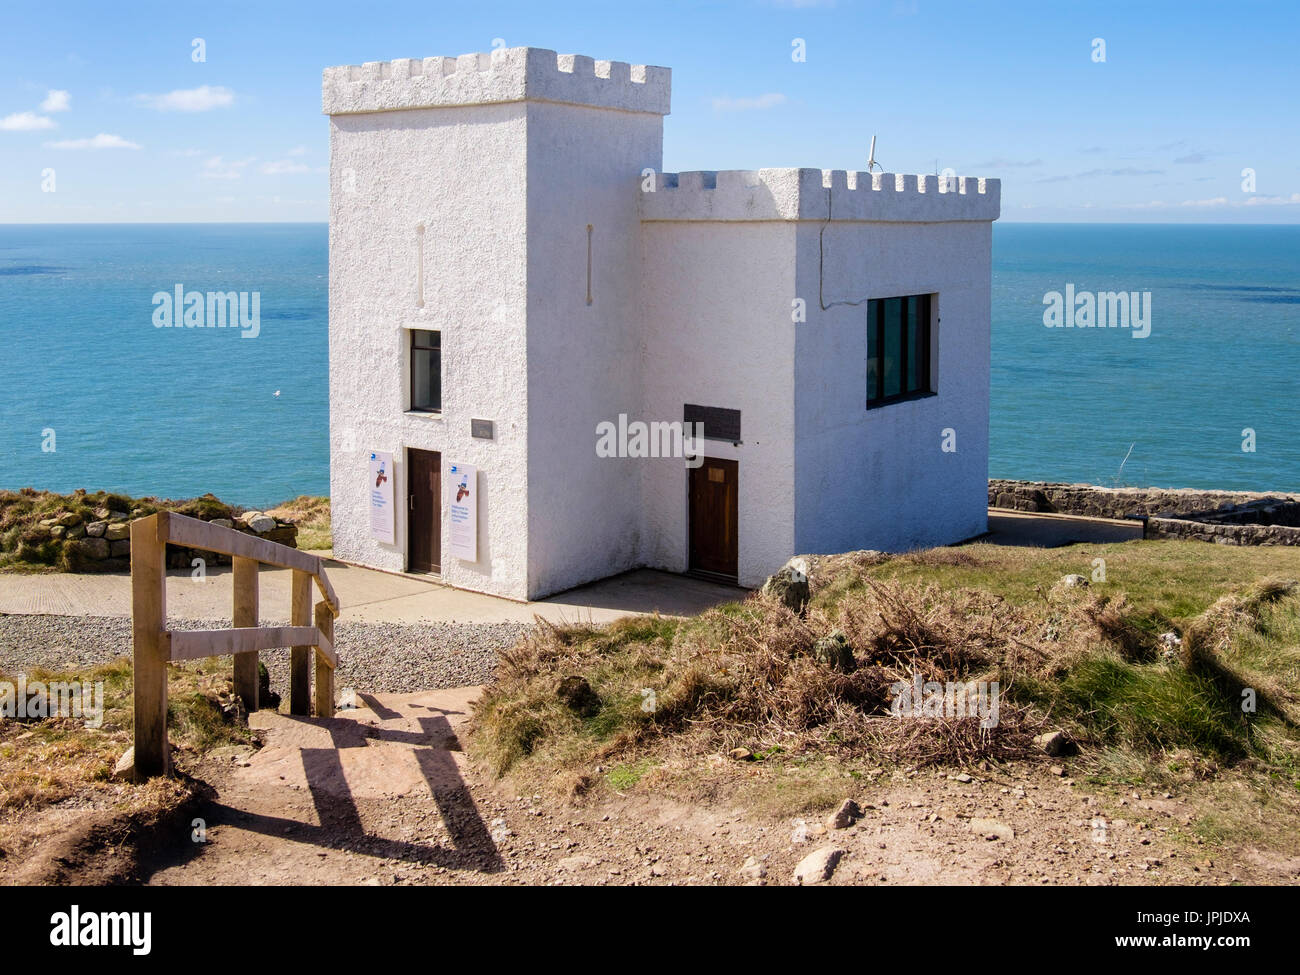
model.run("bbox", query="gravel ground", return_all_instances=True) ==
[0,614,535,692]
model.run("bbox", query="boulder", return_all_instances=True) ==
[1034,729,1071,756]
[104,522,130,541]
[86,520,108,538]
[110,540,131,558]
[792,846,845,885]
[112,746,135,782]
[56,512,83,527]
[78,537,111,560]
[1060,574,1089,589]
[760,556,811,615]
[811,630,855,673]
[239,511,276,534]
[209,518,234,530]
[826,798,861,830]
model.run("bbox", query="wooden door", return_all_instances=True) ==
[407,449,441,574]
[689,458,738,581]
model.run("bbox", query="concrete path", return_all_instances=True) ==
[983,509,1144,547]
[0,510,1140,623]
[0,558,746,625]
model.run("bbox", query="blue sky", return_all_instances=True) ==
[2,0,1297,223]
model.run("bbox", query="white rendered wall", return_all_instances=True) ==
[792,219,993,554]
[639,222,798,587]
[327,103,531,599]
[522,102,664,598]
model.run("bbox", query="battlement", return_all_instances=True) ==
[641,168,1000,223]
[322,47,671,116]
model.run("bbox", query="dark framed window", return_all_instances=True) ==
[867,293,933,408]
[410,329,441,413]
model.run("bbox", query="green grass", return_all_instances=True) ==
[470,539,1300,825]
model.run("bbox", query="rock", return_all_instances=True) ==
[810,630,855,673]
[1050,765,1066,776]
[56,512,83,527]
[1035,730,1070,756]
[738,856,767,881]
[1060,574,1089,589]
[728,748,754,761]
[760,556,811,616]
[93,507,111,520]
[86,520,108,538]
[112,746,135,782]
[50,525,66,540]
[104,522,130,542]
[239,511,276,534]
[556,675,600,717]
[955,773,974,783]
[110,540,131,558]
[827,798,861,829]
[792,846,845,885]
[210,518,234,529]
[108,511,129,522]
[77,537,110,560]
[66,524,86,540]
[556,855,597,873]
[969,818,1014,841]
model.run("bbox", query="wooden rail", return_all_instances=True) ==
[131,511,341,780]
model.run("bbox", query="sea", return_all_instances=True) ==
[0,223,1296,507]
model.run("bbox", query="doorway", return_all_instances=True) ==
[407,448,441,574]
[688,457,738,582]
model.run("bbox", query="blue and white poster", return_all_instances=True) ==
[447,462,477,561]
[368,450,395,544]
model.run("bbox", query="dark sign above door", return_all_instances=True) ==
[683,404,741,443]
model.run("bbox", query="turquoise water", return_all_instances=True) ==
[0,223,1296,506]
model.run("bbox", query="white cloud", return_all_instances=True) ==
[40,89,71,112]
[170,148,203,157]
[0,111,57,131]
[287,145,307,156]
[202,155,254,179]
[711,92,788,112]
[261,159,311,175]
[44,133,141,149]
[136,85,234,112]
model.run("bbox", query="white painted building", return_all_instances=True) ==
[323,47,1000,601]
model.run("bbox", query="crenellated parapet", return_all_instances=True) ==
[641,168,1000,222]
[322,47,671,116]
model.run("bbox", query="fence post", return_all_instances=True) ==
[289,569,312,715]
[132,512,170,780]
[314,601,335,718]
[232,556,259,711]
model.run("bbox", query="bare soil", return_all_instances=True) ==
[133,689,1299,887]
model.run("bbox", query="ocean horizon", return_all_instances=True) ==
[1,221,1296,508]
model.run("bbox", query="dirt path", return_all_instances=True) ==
[143,689,1297,886]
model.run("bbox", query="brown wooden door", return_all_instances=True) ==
[689,457,738,581]
[407,449,441,574]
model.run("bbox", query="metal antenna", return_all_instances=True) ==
[867,135,881,173]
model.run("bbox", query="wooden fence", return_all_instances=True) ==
[131,511,341,779]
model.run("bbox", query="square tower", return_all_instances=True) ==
[324,48,670,599]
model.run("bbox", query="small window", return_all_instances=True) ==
[411,329,441,413]
[867,294,932,408]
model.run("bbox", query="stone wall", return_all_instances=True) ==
[989,479,1300,547]
[44,507,298,572]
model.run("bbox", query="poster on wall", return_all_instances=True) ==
[447,462,477,562]
[368,450,395,544]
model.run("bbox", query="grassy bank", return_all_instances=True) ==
[469,540,1300,848]
[0,657,256,882]
[0,488,331,572]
